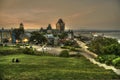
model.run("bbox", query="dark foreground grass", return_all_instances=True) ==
[0,54,119,80]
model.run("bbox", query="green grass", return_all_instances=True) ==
[0,46,18,50]
[0,54,119,80]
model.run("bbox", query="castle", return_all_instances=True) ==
[0,18,72,44]
[40,18,65,34]
[0,28,12,43]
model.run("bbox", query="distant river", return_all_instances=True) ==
[74,31,120,43]
[103,32,120,43]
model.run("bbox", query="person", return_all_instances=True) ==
[16,58,20,63]
[12,58,15,63]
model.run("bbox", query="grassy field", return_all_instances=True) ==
[0,54,119,80]
[0,46,17,50]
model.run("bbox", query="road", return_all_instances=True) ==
[32,45,64,55]
[74,38,98,58]
[32,45,77,55]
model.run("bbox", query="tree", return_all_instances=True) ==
[3,38,9,43]
[102,44,120,56]
[29,31,47,44]
[59,50,69,57]
[59,32,68,39]
[88,37,119,55]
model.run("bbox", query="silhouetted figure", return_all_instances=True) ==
[12,58,15,63]
[16,58,20,63]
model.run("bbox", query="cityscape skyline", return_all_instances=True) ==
[0,0,120,30]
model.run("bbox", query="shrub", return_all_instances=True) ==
[88,37,119,55]
[16,44,22,47]
[70,47,76,51]
[25,44,29,46]
[61,46,69,49]
[76,51,81,57]
[97,56,105,63]
[0,49,22,55]
[59,50,69,57]
[112,58,120,66]
[97,55,118,65]
[4,44,8,47]
[70,47,80,52]
[23,47,35,54]
[0,44,3,46]
[37,52,57,56]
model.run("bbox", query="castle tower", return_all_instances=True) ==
[47,24,52,30]
[20,23,24,29]
[19,23,24,34]
[47,24,52,34]
[56,19,65,32]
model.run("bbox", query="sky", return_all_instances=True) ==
[0,0,120,30]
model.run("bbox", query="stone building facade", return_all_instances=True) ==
[56,19,65,32]
[0,28,12,43]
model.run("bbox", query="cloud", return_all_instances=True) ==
[0,0,120,30]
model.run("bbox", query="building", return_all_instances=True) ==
[47,24,52,34]
[56,19,65,32]
[0,28,12,43]
[20,23,24,29]
[0,23,26,44]
[40,19,65,34]
[19,23,24,34]
[40,24,53,34]
[44,34,54,46]
[68,30,74,39]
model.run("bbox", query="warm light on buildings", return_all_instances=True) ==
[16,40,19,43]
[9,38,11,41]
[23,38,28,43]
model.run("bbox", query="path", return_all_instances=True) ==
[32,45,63,55]
[75,38,120,75]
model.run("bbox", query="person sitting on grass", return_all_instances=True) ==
[12,58,15,63]
[12,58,20,63]
[16,58,20,63]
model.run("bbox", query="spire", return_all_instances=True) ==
[20,22,23,25]
[19,22,24,34]
[40,27,44,32]
[47,24,52,30]
[2,27,4,30]
[19,22,24,29]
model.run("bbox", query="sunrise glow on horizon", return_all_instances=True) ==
[0,0,120,30]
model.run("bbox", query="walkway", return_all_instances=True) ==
[32,45,63,55]
[75,38,120,75]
